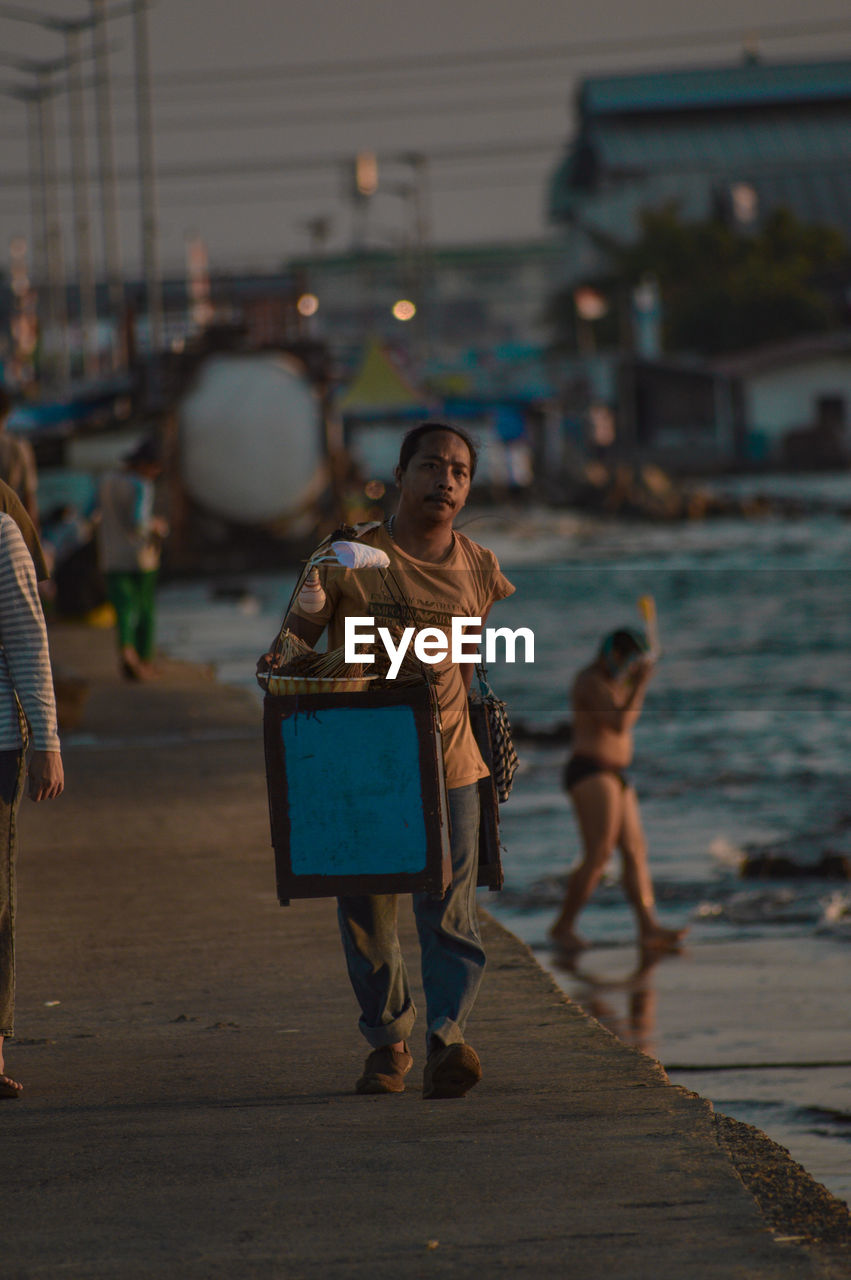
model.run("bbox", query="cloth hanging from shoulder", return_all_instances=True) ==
[474,667,518,803]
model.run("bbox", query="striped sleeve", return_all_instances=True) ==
[0,514,60,750]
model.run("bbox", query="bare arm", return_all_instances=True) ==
[284,611,325,647]
[577,660,654,732]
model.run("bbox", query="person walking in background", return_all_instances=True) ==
[0,511,64,1098]
[97,438,168,681]
[0,386,40,530]
[550,627,687,955]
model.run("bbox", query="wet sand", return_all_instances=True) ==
[2,621,848,1278]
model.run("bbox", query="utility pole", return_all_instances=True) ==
[33,70,71,388]
[91,0,125,370]
[405,151,433,365]
[22,91,47,285]
[64,21,99,379]
[132,0,163,353]
[0,2,137,376]
[1,56,72,389]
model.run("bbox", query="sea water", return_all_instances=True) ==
[157,484,851,1205]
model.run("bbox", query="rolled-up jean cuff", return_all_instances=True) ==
[427,1016,465,1048]
[360,1003,416,1049]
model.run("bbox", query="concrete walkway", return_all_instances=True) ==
[3,623,847,1278]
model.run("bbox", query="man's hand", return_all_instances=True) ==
[256,650,281,675]
[28,749,64,802]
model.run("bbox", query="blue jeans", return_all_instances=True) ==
[337,783,484,1053]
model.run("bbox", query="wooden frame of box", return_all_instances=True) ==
[264,682,452,903]
[467,697,504,891]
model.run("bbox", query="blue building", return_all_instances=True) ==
[549,56,851,282]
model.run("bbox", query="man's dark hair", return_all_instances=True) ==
[0,386,11,421]
[398,421,478,479]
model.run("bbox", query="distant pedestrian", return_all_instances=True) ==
[0,512,64,1099]
[97,438,168,680]
[0,386,39,530]
[550,627,687,954]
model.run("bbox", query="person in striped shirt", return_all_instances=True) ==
[0,511,64,1099]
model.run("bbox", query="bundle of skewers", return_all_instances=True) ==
[257,628,373,694]
[256,625,439,694]
[370,625,442,687]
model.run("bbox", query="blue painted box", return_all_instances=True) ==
[264,683,452,902]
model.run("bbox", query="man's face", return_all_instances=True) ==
[395,430,473,526]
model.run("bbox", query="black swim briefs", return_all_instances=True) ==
[562,754,630,793]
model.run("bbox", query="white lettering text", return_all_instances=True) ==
[485,626,535,664]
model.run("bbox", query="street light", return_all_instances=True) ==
[296,293,319,318]
[392,299,416,322]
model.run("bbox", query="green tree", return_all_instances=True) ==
[549,204,848,356]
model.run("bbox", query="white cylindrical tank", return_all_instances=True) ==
[179,353,324,525]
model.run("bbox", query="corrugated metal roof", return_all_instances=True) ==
[550,58,851,239]
[582,58,851,116]
[592,113,851,173]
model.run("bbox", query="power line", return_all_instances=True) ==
[110,62,583,104]
[153,91,565,132]
[99,14,851,91]
[5,135,850,192]
[0,88,568,142]
[0,156,554,213]
[0,138,565,188]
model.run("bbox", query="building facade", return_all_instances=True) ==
[549,56,851,285]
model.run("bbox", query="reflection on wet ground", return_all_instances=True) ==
[549,942,687,1059]
[516,924,851,1207]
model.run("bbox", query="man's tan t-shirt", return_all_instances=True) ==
[291,523,515,788]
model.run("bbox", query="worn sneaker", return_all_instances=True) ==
[422,1042,482,1099]
[356,1043,414,1094]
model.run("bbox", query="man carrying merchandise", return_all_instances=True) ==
[0,511,64,1099]
[550,627,687,954]
[264,422,514,1098]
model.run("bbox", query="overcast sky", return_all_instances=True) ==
[1,0,849,279]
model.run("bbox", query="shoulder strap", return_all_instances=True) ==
[474,663,493,700]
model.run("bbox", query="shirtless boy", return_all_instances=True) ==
[550,627,687,953]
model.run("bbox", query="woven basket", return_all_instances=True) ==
[264,673,376,695]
